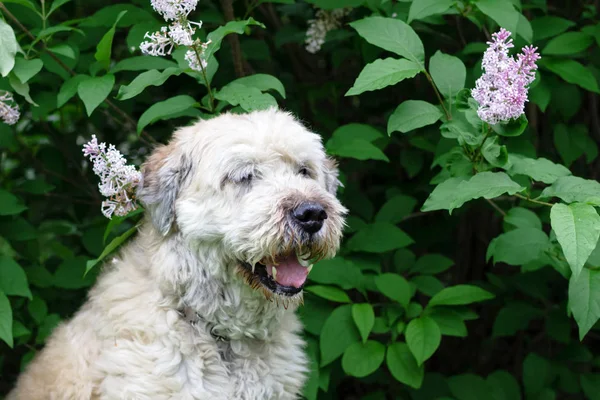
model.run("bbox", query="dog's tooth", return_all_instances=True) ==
[307,264,313,274]
[272,266,277,281]
[298,257,311,267]
[252,263,256,274]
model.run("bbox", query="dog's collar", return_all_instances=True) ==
[178,306,229,342]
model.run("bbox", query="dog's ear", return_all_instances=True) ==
[323,156,342,195]
[137,143,191,236]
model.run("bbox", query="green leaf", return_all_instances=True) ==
[504,207,542,230]
[487,370,522,400]
[429,51,466,99]
[349,17,425,66]
[342,340,386,378]
[422,172,525,213]
[374,195,418,224]
[36,314,60,345]
[374,273,411,308]
[411,275,444,296]
[77,74,115,116]
[523,353,552,395]
[116,68,183,100]
[346,58,422,96]
[348,223,414,253]
[352,303,375,343]
[111,56,178,73]
[543,32,594,56]
[386,342,424,389]
[492,302,541,337]
[487,227,549,265]
[408,0,454,23]
[229,74,286,99]
[428,284,494,307]
[85,226,137,274]
[12,58,43,84]
[9,73,37,106]
[0,256,32,299]
[405,316,441,365]
[305,285,351,303]
[475,0,519,36]
[569,268,600,340]
[581,374,600,400]
[55,257,96,289]
[0,19,18,77]
[27,296,48,325]
[57,75,90,108]
[137,95,197,133]
[95,10,128,71]
[541,58,600,94]
[48,0,71,16]
[329,123,383,143]
[0,190,27,215]
[320,305,361,366]
[388,100,443,134]
[326,137,389,162]
[531,16,576,42]
[204,18,266,62]
[305,0,363,9]
[2,0,39,13]
[309,258,364,291]
[541,176,600,205]
[411,254,454,275]
[551,203,600,279]
[506,154,571,184]
[429,309,468,337]
[448,374,493,400]
[0,292,13,348]
[104,208,143,243]
[481,136,508,168]
[215,83,277,112]
[491,114,527,137]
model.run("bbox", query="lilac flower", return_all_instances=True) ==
[471,28,540,125]
[0,91,20,126]
[140,0,210,72]
[83,135,142,219]
[305,8,350,54]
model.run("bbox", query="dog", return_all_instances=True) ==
[8,108,346,399]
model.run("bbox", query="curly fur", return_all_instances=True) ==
[8,108,346,400]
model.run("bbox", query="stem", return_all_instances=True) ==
[485,198,506,216]
[473,125,492,162]
[424,70,451,120]
[195,45,215,112]
[514,193,554,207]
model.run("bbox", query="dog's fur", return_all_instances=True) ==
[8,109,346,399]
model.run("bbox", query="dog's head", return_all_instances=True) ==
[138,108,346,301]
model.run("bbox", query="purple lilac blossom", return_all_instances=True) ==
[471,28,540,125]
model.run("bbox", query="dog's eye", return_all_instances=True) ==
[298,167,311,177]
[238,173,254,184]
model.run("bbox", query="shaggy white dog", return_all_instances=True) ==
[8,108,346,399]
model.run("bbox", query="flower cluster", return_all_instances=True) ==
[140,0,211,72]
[0,91,20,126]
[305,8,350,54]
[471,28,540,125]
[82,135,142,219]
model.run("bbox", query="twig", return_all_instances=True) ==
[0,2,158,145]
[220,0,245,78]
[194,46,216,112]
[514,193,553,207]
[423,70,451,120]
[485,198,506,216]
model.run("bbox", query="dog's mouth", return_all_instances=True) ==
[240,253,312,297]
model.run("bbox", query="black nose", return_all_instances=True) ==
[292,201,327,234]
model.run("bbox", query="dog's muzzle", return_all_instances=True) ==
[240,253,312,297]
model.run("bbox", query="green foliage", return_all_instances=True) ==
[2,0,600,398]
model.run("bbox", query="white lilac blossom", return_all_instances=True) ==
[305,8,350,54]
[0,91,20,126]
[140,0,210,72]
[82,135,142,219]
[471,28,540,125]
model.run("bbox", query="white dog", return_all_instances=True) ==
[8,108,346,399]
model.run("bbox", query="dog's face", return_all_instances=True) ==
[138,109,346,301]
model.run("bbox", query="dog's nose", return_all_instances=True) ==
[292,201,327,234]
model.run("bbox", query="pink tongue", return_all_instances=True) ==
[266,254,308,288]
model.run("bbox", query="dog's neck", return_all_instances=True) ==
[138,225,293,341]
